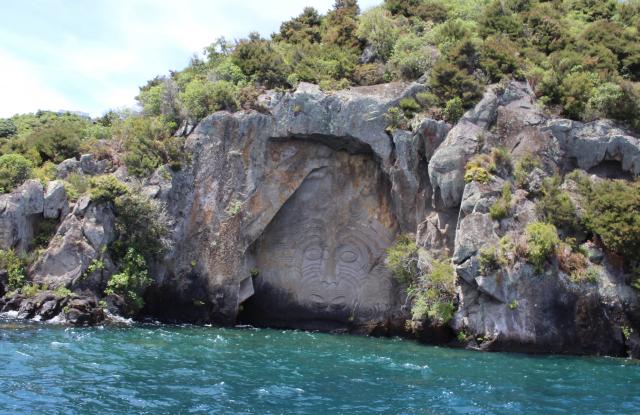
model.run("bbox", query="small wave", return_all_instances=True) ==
[256,385,305,398]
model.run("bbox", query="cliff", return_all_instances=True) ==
[1,80,640,358]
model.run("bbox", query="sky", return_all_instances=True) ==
[0,0,381,118]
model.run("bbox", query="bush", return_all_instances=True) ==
[63,172,90,201]
[525,222,560,272]
[430,59,483,109]
[274,7,322,44]
[356,7,399,62]
[384,107,409,131]
[514,154,541,188]
[581,179,640,258]
[232,32,289,88]
[464,154,495,184]
[389,33,436,79]
[489,183,512,220]
[0,119,17,138]
[0,153,33,193]
[399,97,421,116]
[385,235,419,285]
[112,190,171,260]
[555,242,589,282]
[443,97,464,123]
[0,249,26,290]
[536,177,581,233]
[104,248,152,315]
[411,257,456,324]
[114,115,181,177]
[89,175,129,203]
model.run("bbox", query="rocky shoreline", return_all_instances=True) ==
[2,80,640,358]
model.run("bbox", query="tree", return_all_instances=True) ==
[322,0,361,49]
[0,153,33,193]
[232,33,289,88]
[389,33,436,79]
[356,7,399,62]
[0,119,17,138]
[274,7,322,43]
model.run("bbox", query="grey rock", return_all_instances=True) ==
[43,180,67,219]
[30,202,115,289]
[0,180,44,252]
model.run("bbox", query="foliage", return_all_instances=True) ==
[443,97,464,123]
[385,235,418,285]
[411,258,456,324]
[389,33,435,79]
[232,33,289,88]
[0,153,33,193]
[53,286,73,299]
[113,115,182,177]
[536,176,580,233]
[89,175,129,203]
[0,119,17,138]
[580,179,640,258]
[384,107,409,131]
[274,7,322,44]
[464,154,495,184]
[225,199,244,217]
[104,248,152,314]
[356,7,399,62]
[514,154,541,188]
[63,172,90,201]
[525,222,560,272]
[489,183,512,220]
[0,249,26,290]
[112,190,171,260]
[399,97,421,116]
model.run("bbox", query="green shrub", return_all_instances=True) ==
[384,107,409,131]
[0,153,33,193]
[53,286,73,299]
[536,177,581,233]
[399,98,421,116]
[274,6,322,44]
[514,154,541,188]
[443,97,464,123]
[411,258,456,324]
[0,249,26,290]
[525,222,560,272]
[89,175,129,203]
[389,33,435,80]
[478,239,511,273]
[489,183,512,220]
[232,32,289,88]
[112,191,171,260]
[581,179,640,258]
[385,235,418,285]
[356,7,399,62]
[0,118,17,138]
[104,248,152,314]
[63,172,90,201]
[114,115,181,177]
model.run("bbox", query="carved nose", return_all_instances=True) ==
[321,249,337,285]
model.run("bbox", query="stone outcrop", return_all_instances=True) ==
[2,80,639,358]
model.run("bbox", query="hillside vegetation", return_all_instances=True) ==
[1,0,639,192]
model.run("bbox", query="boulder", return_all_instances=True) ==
[0,180,44,252]
[43,180,68,219]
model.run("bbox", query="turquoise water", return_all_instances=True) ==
[1,320,639,414]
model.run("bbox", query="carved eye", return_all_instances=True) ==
[339,250,358,263]
[304,246,323,261]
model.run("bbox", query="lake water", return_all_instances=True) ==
[1,319,639,414]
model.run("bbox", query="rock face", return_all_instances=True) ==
[145,82,444,330]
[2,80,640,358]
